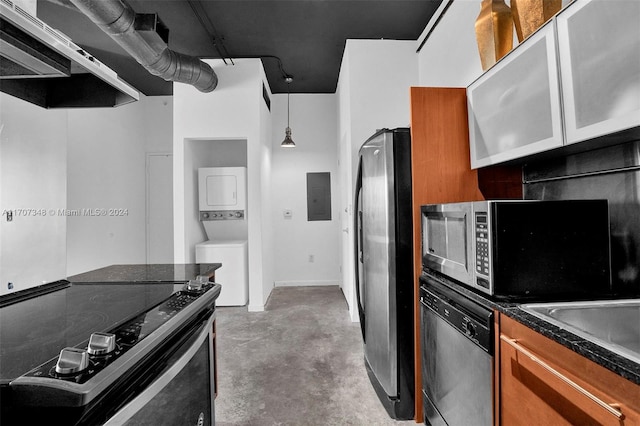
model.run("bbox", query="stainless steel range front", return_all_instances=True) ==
[419,276,494,426]
[0,279,221,425]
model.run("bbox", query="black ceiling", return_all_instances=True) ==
[37,0,443,95]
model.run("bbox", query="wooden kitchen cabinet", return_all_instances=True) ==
[409,87,522,420]
[497,313,640,425]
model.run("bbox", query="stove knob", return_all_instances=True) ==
[466,323,477,337]
[88,332,116,356]
[55,348,90,375]
[202,212,209,219]
[235,211,243,218]
[185,279,203,292]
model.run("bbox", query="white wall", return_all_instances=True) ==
[66,95,173,276]
[0,92,173,293]
[0,93,68,294]
[143,97,174,152]
[336,39,419,321]
[342,40,419,171]
[418,0,484,87]
[270,93,341,287]
[173,59,274,311]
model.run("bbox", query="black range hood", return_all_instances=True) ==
[0,0,138,108]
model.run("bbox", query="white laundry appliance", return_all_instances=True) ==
[197,167,249,306]
[195,240,248,306]
[198,167,246,221]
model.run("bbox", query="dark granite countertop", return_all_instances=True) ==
[422,274,640,386]
[67,263,222,283]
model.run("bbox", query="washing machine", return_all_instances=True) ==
[196,240,248,307]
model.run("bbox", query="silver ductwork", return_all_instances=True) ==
[69,0,218,93]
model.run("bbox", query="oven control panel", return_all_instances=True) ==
[420,284,493,353]
[22,283,216,384]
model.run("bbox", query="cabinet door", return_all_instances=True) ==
[500,334,624,425]
[467,21,563,169]
[498,314,640,426]
[557,0,640,145]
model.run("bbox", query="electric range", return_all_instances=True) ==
[0,279,221,425]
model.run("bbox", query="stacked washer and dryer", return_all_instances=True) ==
[196,167,249,306]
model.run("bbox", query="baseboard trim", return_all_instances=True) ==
[274,280,341,287]
[248,304,265,312]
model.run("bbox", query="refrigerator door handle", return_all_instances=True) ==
[358,211,363,263]
[354,157,366,341]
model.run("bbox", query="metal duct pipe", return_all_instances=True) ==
[69,0,218,92]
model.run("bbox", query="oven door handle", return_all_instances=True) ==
[103,315,215,425]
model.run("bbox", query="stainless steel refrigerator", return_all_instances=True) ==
[354,128,414,420]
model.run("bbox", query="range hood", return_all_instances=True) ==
[0,0,139,108]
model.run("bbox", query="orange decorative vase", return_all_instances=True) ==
[475,0,514,71]
[511,0,562,42]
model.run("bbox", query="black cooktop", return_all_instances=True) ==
[0,281,180,383]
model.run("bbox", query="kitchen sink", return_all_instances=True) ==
[519,299,640,365]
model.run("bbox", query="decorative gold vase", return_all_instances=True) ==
[475,0,514,71]
[511,0,561,42]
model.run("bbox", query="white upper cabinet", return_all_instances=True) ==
[556,0,640,145]
[467,0,640,168]
[468,21,563,169]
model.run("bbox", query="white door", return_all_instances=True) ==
[147,154,173,263]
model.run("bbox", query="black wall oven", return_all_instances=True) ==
[0,280,220,426]
[102,314,215,426]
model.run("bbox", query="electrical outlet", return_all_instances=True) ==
[308,255,314,263]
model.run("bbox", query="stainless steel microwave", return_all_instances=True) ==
[421,200,612,300]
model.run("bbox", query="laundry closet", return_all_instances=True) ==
[195,166,249,306]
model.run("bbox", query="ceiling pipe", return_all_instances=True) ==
[69,0,218,92]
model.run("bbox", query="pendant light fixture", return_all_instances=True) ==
[281,76,296,148]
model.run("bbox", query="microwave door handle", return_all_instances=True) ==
[353,158,366,341]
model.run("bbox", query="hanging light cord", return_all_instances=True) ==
[286,81,291,127]
[281,76,295,147]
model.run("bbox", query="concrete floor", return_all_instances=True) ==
[214,286,414,426]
